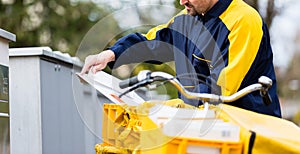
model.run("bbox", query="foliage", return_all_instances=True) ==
[244,0,277,27]
[132,62,178,99]
[277,53,300,99]
[292,110,300,126]
[0,0,112,56]
[173,0,184,10]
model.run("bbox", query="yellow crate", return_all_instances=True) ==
[101,103,242,154]
[162,137,242,154]
[102,104,122,145]
[95,143,132,154]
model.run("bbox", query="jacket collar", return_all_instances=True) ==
[198,0,233,20]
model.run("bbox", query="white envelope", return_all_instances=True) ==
[76,71,145,106]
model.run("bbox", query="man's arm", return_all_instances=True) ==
[80,10,187,74]
[108,10,188,67]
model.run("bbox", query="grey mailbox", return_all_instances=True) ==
[0,28,16,154]
[9,47,110,154]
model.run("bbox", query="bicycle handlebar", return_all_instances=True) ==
[119,76,139,89]
[119,71,272,105]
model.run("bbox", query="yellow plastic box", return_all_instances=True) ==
[101,103,242,154]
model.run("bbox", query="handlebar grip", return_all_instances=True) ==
[261,91,272,106]
[119,76,139,89]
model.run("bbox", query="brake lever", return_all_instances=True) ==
[260,90,272,106]
[258,76,273,106]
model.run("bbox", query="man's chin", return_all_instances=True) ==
[187,11,197,16]
[186,9,196,16]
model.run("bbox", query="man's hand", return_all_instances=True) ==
[80,50,115,74]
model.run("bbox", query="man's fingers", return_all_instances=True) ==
[80,51,114,74]
[80,55,97,74]
[92,64,106,74]
[80,64,92,75]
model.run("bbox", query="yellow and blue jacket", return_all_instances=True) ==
[109,0,281,117]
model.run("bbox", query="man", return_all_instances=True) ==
[81,0,282,117]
